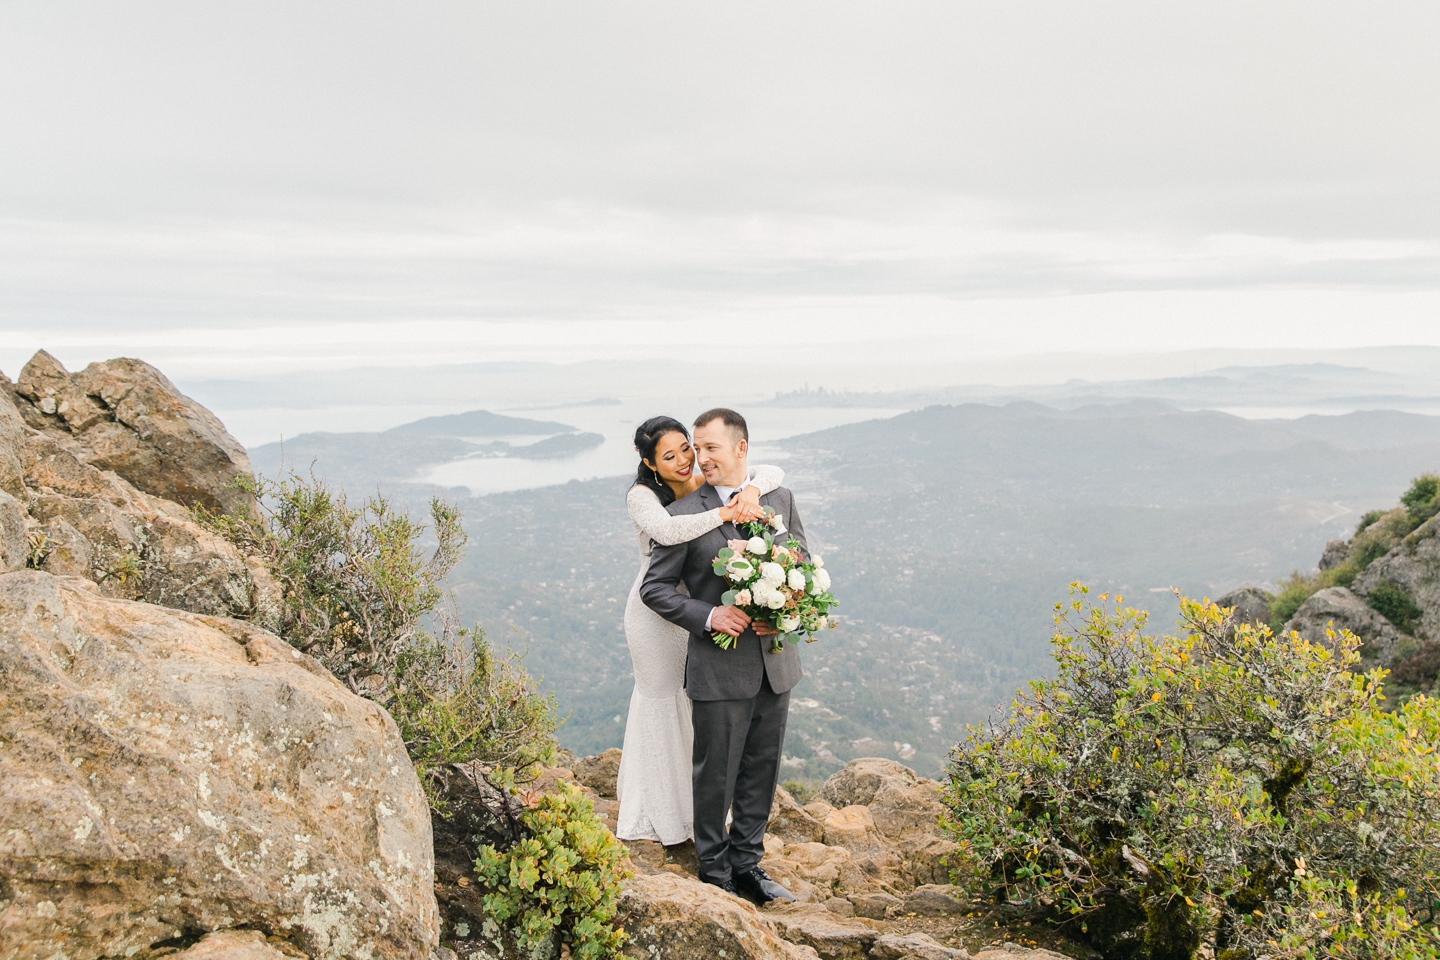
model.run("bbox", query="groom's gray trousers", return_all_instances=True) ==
[690,674,791,884]
[639,483,808,886]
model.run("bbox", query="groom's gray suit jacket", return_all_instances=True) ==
[640,483,807,701]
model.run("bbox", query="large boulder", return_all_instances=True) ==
[817,759,945,842]
[0,376,27,496]
[618,870,820,960]
[765,902,878,960]
[1354,514,1440,642]
[0,490,29,571]
[1215,586,1274,630]
[1283,586,1406,665]
[14,351,255,517]
[572,747,622,799]
[769,785,825,844]
[9,408,257,619]
[0,571,438,959]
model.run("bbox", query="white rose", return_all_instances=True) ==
[779,615,800,632]
[766,591,786,609]
[725,558,754,582]
[747,537,768,555]
[734,589,752,607]
[787,568,807,591]
[814,569,831,592]
[760,562,785,586]
[811,555,824,568]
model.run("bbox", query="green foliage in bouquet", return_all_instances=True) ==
[475,780,631,960]
[943,586,1440,960]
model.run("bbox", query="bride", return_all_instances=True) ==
[614,415,783,845]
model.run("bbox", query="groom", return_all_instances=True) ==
[640,408,804,903]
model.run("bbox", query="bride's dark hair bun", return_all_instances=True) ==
[633,416,689,506]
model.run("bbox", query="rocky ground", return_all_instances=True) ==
[435,747,1085,960]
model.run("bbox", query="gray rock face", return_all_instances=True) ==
[1319,538,1352,571]
[0,490,28,571]
[1283,586,1405,664]
[0,571,438,960]
[1354,515,1440,642]
[870,933,970,960]
[1,389,258,620]
[1216,586,1274,629]
[14,351,255,517]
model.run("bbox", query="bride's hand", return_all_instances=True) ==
[720,487,765,524]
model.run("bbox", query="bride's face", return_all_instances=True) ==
[647,430,696,485]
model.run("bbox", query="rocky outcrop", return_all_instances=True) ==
[9,351,254,517]
[619,871,820,960]
[1354,514,1440,642]
[0,571,438,959]
[168,930,301,960]
[573,747,622,799]
[587,755,992,960]
[1283,586,1405,664]
[1215,586,1274,630]
[1,357,265,622]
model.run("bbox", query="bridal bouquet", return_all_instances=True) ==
[711,511,837,652]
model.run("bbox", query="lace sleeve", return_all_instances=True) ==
[627,485,727,547]
[748,463,785,495]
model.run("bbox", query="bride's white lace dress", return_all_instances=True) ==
[615,465,784,844]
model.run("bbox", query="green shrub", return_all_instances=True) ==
[200,472,466,685]
[198,471,559,782]
[475,780,631,960]
[392,626,558,792]
[782,779,821,805]
[1402,473,1440,527]
[943,586,1440,960]
[1269,571,1322,630]
[1367,582,1424,635]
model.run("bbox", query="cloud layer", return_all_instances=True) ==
[3,1,1438,376]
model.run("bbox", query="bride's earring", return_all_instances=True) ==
[653,469,661,484]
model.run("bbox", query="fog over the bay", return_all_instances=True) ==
[2,2,1439,377]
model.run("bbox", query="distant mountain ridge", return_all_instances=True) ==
[385,409,575,437]
[248,408,602,488]
[763,360,1440,415]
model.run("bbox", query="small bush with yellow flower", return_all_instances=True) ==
[943,586,1440,960]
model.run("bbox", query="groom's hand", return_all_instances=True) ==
[753,622,778,636]
[710,605,752,638]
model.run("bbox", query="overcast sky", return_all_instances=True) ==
[2,2,1438,378]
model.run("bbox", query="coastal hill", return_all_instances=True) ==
[247,409,605,490]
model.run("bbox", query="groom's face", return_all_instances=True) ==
[694,419,747,487]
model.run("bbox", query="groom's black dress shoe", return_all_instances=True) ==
[705,878,740,896]
[734,866,796,904]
